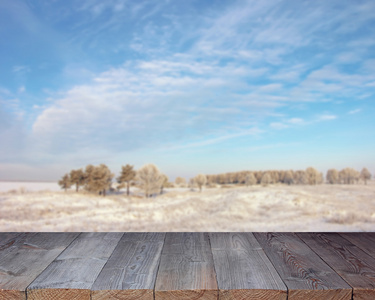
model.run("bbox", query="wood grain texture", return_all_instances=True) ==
[27,232,123,300]
[0,232,79,300]
[91,233,165,300]
[209,232,287,300]
[340,232,375,257]
[254,233,352,300]
[298,233,375,300]
[155,232,218,300]
[0,233,23,249]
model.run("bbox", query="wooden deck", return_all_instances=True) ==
[1,233,375,299]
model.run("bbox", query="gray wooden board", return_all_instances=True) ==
[155,232,218,300]
[209,232,287,300]
[0,232,79,300]
[254,233,352,300]
[339,232,375,258]
[91,232,165,300]
[27,232,123,300]
[0,233,24,249]
[298,232,375,300]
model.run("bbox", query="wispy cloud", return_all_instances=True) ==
[317,114,337,121]
[161,128,262,151]
[12,65,30,74]
[348,109,361,115]
[270,122,289,130]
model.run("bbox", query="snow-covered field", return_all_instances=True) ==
[0,181,374,231]
[0,181,60,193]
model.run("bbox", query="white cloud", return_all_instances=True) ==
[318,114,337,121]
[348,109,361,115]
[30,58,286,155]
[270,122,289,130]
[288,118,304,124]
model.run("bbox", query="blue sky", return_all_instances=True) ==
[0,0,374,181]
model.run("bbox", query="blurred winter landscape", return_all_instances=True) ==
[1,180,374,232]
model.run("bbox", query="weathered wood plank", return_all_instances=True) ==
[0,232,79,300]
[155,232,218,300]
[91,233,165,300]
[298,232,375,300]
[339,232,375,258]
[254,233,352,300]
[209,232,287,300]
[27,232,123,300]
[0,233,24,249]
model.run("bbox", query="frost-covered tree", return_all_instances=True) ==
[117,164,136,195]
[189,178,195,189]
[194,174,207,192]
[175,177,187,187]
[58,174,71,192]
[137,164,163,198]
[160,174,169,194]
[261,172,272,186]
[293,170,308,185]
[85,164,114,196]
[339,168,359,184]
[360,167,371,185]
[84,164,95,186]
[284,171,294,185]
[306,167,320,185]
[326,169,339,184]
[245,172,257,186]
[70,169,85,192]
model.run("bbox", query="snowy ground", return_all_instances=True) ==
[0,181,374,231]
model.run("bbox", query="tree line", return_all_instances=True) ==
[205,167,372,186]
[59,163,169,197]
[59,164,372,197]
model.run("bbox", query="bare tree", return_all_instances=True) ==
[117,164,136,195]
[137,164,163,198]
[175,176,187,187]
[70,169,85,192]
[326,169,339,184]
[360,167,371,185]
[85,164,114,196]
[58,174,71,192]
[194,174,207,192]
